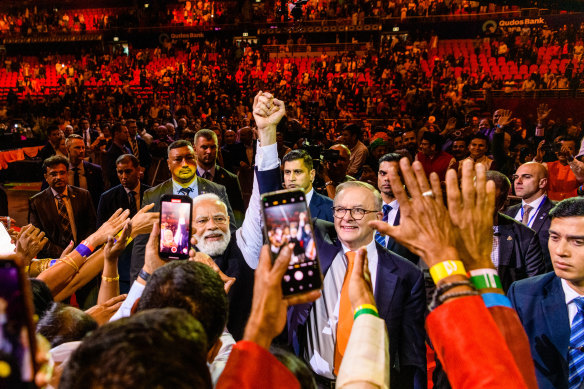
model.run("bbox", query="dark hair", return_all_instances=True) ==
[342,123,361,138]
[485,170,511,209]
[282,149,313,171]
[116,154,139,168]
[469,133,489,144]
[194,129,218,145]
[550,197,584,219]
[110,122,126,136]
[136,261,228,347]
[42,155,69,173]
[378,152,402,164]
[36,303,98,348]
[60,308,211,389]
[30,278,53,320]
[47,125,61,136]
[168,139,193,154]
[271,346,317,389]
[421,131,442,147]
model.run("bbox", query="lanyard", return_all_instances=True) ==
[520,196,546,227]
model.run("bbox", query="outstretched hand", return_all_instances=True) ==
[15,224,48,266]
[348,248,376,312]
[243,244,321,349]
[252,91,285,146]
[369,158,458,267]
[446,159,496,271]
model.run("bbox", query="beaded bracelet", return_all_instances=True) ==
[438,290,480,305]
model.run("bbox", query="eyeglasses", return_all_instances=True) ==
[194,215,228,227]
[332,207,378,220]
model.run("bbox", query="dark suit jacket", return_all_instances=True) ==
[287,220,426,389]
[41,161,105,211]
[96,183,151,226]
[28,186,97,258]
[222,141,257,173]
[134,135,152,171]
[496,213,546,292]
[0,187,7,216]
[309,191,334,222]
[104,143,130,189]
[211,165,245,227]
[129,177,236,282]
[508,273,569,389]
[37,142,56,162]
[504,197,555,271]
[386,209,420,265]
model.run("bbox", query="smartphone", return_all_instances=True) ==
[0,259,37,387]
[261,189,323,297]
[159,194,193,260]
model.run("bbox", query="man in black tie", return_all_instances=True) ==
[97,154,150,293]
[193,129,245,226]
[29,155,96,258]
[375,153,419,265]
[104,122,131,189]
[66,134,104,210]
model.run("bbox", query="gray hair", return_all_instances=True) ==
[192,193,227,212]
[334,181,383,211]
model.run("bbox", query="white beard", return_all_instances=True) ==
[194,228,231,257]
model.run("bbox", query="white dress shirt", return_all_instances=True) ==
[306,188,314,206]
[562,278,584,325]
[513,194,546,228]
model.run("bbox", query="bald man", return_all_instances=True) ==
[505,162,555,270]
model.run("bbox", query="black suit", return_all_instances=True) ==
[40,161,105,211]
[37,142,56,162]
[211,232,255,341]
[504,196,555,271]
[496,213,546,292]
[129,177,236,282]
[208,165,245,227]
[129,135,152,179]
[222,141,256,173]
[28,186,96,258]
[104,143,131,189]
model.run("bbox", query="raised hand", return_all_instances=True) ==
[445,160,496,271]
[104,221,132,263]
[497,109,513,128]
[90,208,131,248]
[348,248,376,311]
[15,224,48,266]
[537,103,551,122]
[252,91,286,146]
[85,294,127,325]
[243,244,321,349]
[369,158,458,267]
[130,203,158,238]
[143,222,166,276]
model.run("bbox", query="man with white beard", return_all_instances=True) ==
[113,92,286,340]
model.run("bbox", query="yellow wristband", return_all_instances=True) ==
[353,303,378,314]
[429,260,466,284]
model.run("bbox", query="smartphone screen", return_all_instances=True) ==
[159,195,192,260]
[262,189,323,296]
[0,260,35,387]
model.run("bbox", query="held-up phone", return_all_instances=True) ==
[0,259,37,388]
[261,189,323,297]
[159,194,193,260]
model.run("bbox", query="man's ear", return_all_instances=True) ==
[539,177,548,190]
[310,169,316,182]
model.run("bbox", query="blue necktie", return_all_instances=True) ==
[178,187,193,197]
[569,297,584,389]
[374,204,392,247]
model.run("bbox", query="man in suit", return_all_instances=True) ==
[77,117,99,149]
[130,140,236,282]
[65,134,104,210]
[282,149,334,222]
[376,152,419,265]
[508,197,584,389]
[487,170,546,291]
[97,154,150,293]
[193,129,245,227]
[278,179,426,388]
[104,122,131,189]
[29,155,96,259]
[126,118,151,182]
[37,126,63,162]
[506,162,554,270]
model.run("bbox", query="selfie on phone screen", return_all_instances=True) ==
[160,200,191,258]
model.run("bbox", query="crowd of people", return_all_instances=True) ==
[0,88,583,388]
